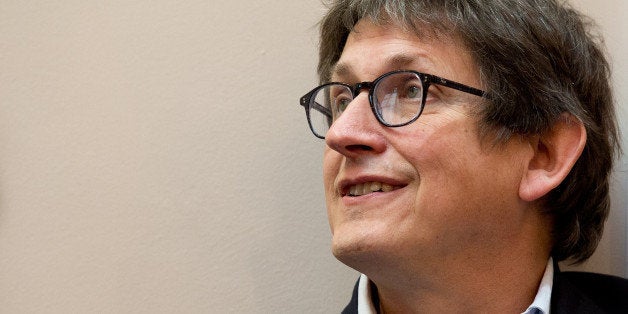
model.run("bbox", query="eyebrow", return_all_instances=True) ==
[331,52,429,81]
[330,62,352,80]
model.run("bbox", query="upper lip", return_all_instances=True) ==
[336,174,408,196]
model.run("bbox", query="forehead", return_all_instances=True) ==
[332,19,479,84]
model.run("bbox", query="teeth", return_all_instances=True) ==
[381,184,393,192]
[350,185,359,196]
[347,182,395,196]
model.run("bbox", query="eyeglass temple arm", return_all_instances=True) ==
[300,96,332,118]
[431,76,490,99]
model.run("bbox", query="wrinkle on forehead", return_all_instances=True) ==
[332,52,430,80]
[331,20,478,88]
[331,19,466,78]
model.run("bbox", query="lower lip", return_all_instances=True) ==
[341,186,406,207]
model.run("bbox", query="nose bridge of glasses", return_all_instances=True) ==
[352,81,375,98]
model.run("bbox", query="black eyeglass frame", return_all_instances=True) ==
[299,70,488,139]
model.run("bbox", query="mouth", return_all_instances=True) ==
[344,181,402,197]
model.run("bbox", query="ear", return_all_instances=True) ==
[519,113,587,202]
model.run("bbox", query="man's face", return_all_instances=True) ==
[323,19,534,274]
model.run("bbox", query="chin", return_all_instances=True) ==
[330,222,394,269]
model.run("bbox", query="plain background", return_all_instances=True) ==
[0,1,625,313]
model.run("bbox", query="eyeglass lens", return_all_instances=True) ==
[307,71,425,138]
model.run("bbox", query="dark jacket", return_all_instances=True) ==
[341,267,628,313]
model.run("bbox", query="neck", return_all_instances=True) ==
[367,225,552,313]
[375,255,549,313]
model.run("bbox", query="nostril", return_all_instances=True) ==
[346,144,373,152]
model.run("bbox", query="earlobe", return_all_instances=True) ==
[519,113,587,202]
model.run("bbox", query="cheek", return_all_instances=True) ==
[398,115,475,177]
[412,139,527,236]
[323,148,341,191]
[323,148,342,230]
[400,117,495,214]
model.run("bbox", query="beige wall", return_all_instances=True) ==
[0,1,625,313]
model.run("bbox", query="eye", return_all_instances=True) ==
[335,97,352,113]
[406,85,420,99]
[327,85,353,117]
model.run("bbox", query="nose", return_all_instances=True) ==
[325,92,386,157]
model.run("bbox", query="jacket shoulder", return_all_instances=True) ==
[341,278,360,314]
[554,271,628,313]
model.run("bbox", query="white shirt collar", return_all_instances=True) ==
[357,274,378,314]
[522,258,554,314]
[356,258,554,314]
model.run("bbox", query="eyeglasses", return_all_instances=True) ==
[299,70,487,139]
